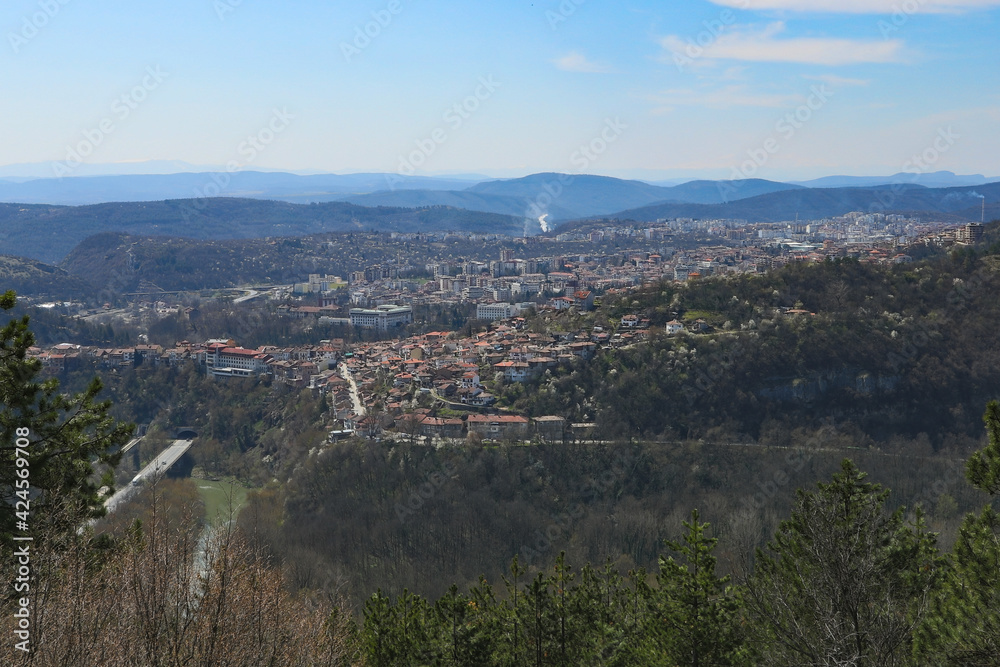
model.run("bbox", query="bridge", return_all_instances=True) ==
[121,436,143,454]
[102,429,199,514]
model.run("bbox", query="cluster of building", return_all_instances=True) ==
[921,222,985,247]
[331,215,980,323]
[29,338,344,387]
[26,321,618,443]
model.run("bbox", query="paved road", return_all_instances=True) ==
[233,289,260,304]
[103,439,194,514]
[338,362,366,418]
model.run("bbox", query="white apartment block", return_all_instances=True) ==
[207,346,271,377]
[476,302,514,321]
[349,304,413,330]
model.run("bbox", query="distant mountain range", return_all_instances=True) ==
[0,170,998,265]
[348,174,804,220]
[599,181,1000,225]
[0,160,334,180]
[0,171,478,205]
[789,172,995,189]
[0,170,802,214]
[0,168,993,218]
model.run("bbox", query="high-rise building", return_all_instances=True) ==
[957,223,984,245]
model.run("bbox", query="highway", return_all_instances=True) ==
[233,289,261,304]
[103,439,194,514]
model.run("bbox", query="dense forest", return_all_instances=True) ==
[240,436,990,610]
[345,444,1000,666]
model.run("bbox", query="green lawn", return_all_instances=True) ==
[192,477,250,526]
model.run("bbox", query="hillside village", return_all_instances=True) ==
[28,306,676,445]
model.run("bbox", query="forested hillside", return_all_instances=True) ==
[507,224,1000,449]
[0,255,89,297]
[241,438,987,610]
[0,198,523,263]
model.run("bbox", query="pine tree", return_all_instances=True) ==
[431,583,493,666]
[651,509,747,666]
[916,401,1000,665]
[1,290,132,549]
[966,401,1000,495]
[498,554,530,666]
[745,459,940,666]
[362,588,432,666]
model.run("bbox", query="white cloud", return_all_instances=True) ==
[661,22,904,65]
[802,74,870,86]
[553,51,615,73]
[708,0,1000,12]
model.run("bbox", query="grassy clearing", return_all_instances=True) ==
[192,477,250,526]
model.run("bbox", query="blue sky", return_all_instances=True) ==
[2,0,998,180]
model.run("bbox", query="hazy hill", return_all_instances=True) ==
[0,198,524,264]
[660,177,803,204]
[57,229,543,295]
[337,189,579,221]
[0,171,479,206]
[464,173,672,215]
[792,171,995,189]
[340,174,802,221]
[607,181,1000,223]
[339,173,678,221]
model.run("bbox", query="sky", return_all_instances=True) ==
[2,0,999,181]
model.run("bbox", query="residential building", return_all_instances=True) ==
[349,304,414,330]
[476,302,514,321]
[533,415,566,442]
[466,414,530,440]
[957,223,984,245]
